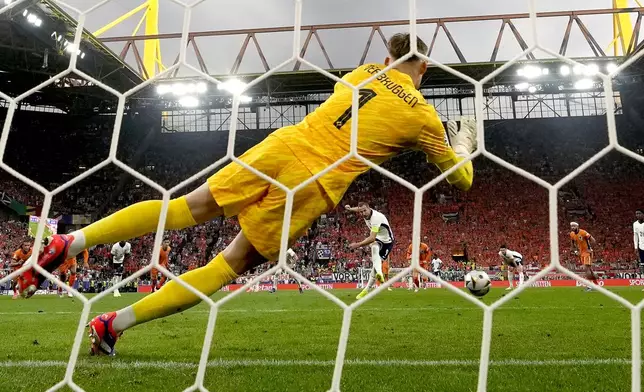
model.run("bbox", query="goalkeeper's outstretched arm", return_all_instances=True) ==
[433,150,474,191]
[420,116,477,192]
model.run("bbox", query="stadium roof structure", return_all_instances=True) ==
[2,4,644,112]
[0,0,142,111]
[97,6,644,98]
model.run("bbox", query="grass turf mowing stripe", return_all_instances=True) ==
[0,358,632,369]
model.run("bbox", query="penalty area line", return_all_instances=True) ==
[0,358,633,369]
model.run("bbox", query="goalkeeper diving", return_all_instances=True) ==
[17,32,477,356]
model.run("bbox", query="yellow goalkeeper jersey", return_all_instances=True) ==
[273,63,473,203]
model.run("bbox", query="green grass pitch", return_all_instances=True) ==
[0,287,641,391]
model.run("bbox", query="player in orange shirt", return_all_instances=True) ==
[151,239,171,292]
[10,240,32,299]
[407,242,431,292]
[58,249,88,298]
[27,33,477,356]
[569,222,598,291]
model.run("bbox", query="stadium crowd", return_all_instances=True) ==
[1,111,643,284]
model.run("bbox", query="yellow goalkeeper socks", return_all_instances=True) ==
[73,197,197,253]
[112,253,238,331]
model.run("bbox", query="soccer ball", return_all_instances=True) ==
[465,270,491,297]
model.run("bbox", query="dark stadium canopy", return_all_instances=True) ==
[1,1,644,112]
[0,0,142,111]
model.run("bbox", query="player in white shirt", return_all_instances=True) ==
[431,254,443,280]
[270,248,303,294]
[633,209,644,290]
[110,241,131,297]
[499,245,525,290]
[345,202,394,299]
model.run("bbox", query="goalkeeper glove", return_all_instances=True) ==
[446,116,477,158]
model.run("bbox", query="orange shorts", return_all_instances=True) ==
[151,263,168,279]
[580,253,592,266]
[382,260,389,275]
[208,135,335,261]
[59,258,77,274]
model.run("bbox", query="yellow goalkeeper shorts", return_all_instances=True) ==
[208,134,335,261]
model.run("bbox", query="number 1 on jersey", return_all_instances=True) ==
[334,89,377,130]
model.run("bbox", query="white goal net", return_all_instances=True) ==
[0,0,643,391]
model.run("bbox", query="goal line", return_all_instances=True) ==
[0,358,633,370]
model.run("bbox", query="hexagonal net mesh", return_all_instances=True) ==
[0,0,643,391]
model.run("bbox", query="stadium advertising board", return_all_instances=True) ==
[28,216,58,238]
[135,279,644,292]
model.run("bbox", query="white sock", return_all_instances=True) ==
[67,230,86,257]
[112,306,136,332]
[365,273,376,290]
[371,246,383,276]
[519,272,525,285]
[508,271,514,287]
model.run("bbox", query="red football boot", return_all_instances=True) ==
[18,235,73,298]
[87,312,121,356]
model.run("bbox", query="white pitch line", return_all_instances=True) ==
[0,358,633,369]
[0,305,625,316]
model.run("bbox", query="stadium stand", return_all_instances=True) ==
[1,109,643,286]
